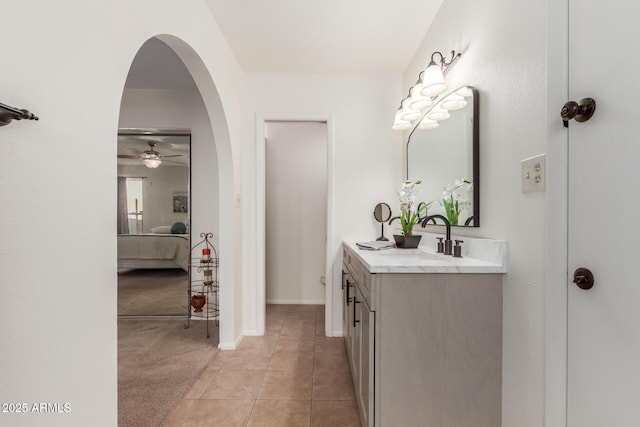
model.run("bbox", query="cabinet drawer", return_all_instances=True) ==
[343,245,372,309]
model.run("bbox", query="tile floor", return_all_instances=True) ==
[162,304,362,427]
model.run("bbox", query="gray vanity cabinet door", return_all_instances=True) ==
[356,288,374,427]
[376,273,502,427]
[342,269,355,372]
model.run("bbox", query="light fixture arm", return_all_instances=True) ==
[430,50,461,72]
[0,102,39,127]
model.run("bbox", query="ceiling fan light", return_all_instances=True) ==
[143,158,162,168]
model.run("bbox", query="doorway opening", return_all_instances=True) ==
[116,36,228,426]
[255,115,335,337]
[265,121,328,305]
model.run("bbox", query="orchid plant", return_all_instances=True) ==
[441,179,472,226]
[398,180,431,236]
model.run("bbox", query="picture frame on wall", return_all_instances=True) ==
[173,191,188,213]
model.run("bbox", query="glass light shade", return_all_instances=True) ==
[427,105,450,121]
[392,110,413,131]
[456,86,473,98]
[440,93,468,111]
[420,63,447,97]
[143,157,161,168]
[417,117,439,130]
[408,86,434,111]
[400,99,421,122]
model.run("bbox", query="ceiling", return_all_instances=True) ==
[124,2,444,88]
[204,0,443,73]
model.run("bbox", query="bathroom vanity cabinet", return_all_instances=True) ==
[342,241,505,427]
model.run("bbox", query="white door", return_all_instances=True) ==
[568,1,640,425]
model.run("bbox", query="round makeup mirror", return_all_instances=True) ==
[373,202,392,241]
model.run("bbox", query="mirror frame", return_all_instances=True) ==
[406,86,480,227]
[117,127,192,236]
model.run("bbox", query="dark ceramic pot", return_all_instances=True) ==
[393,234,422,249]
[191,294,206,312]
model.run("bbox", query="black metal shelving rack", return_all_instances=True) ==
[185,232,219,338]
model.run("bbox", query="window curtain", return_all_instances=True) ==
[117,177,129,235]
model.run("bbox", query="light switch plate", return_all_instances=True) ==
[521,154,546,193]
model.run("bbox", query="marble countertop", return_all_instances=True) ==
[345,233,507,274]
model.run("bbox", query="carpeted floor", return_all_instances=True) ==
[118,319,218,427]
[118,269,189,316]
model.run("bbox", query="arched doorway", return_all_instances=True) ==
[121,34,238,347]
[115,35,237,424]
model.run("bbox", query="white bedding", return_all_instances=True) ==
[117,234,189,271]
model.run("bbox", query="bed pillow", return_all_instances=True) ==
[170,222,187,234]
[150,225,172,234]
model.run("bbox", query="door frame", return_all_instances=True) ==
[545,0,569,425]
[254,113,335,336]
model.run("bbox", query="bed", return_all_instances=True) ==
[117,234,189,271]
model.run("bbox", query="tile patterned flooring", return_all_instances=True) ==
[162,304,362,427]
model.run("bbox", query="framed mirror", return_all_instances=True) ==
[407,86,479,226]
[373,202,392,241]
[116,128,191,317]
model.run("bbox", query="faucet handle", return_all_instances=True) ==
[436,237,444,253]
[453,240,464,258]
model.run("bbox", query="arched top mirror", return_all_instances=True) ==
[407,86,479,227]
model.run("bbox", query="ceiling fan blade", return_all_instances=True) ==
[118,154,140,159]
[163,159,188,165]
[161,154,184,158]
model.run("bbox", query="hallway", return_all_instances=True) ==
[162,304,361,426]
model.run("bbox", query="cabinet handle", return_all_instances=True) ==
[345,280,353,306]
[353,297,360,327]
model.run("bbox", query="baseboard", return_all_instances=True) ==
[218,333,242,350]
[266,299,325,305]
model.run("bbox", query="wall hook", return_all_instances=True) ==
[0,102,39,127]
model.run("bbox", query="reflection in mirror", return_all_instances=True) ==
[407,86,479,227]
[373,202,392,241]
[117,128,191,317]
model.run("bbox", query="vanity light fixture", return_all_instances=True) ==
[440,93,468,111]
[417,117,439,130]
[407,73,434,111]
[420,51,461,98]
[392,109,413,131]
[426,105,451,121]
[399,97,422,122]
[392,50,461,131]
[455,86,474,98]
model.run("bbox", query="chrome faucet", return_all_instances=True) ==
[421,214,452,255]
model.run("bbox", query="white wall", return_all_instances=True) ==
[119,89,220,246]
[243,74,403,335]
[403,0,547,425]
[265,121,327,304]
[0,2,243,425]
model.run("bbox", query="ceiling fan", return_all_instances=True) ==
[117,141,184,168]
